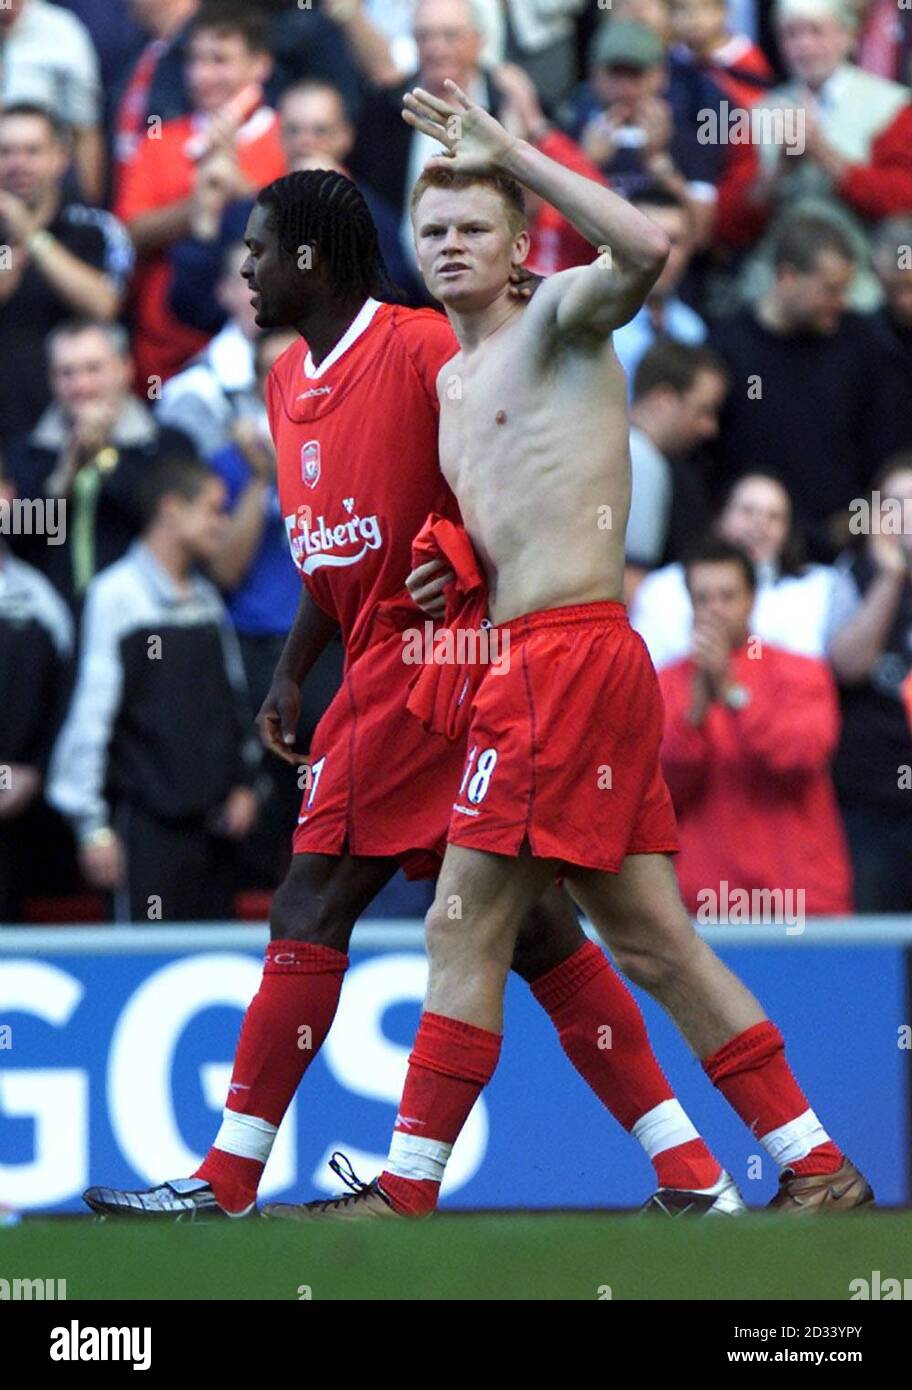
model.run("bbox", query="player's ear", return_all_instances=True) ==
[511,229,530,267]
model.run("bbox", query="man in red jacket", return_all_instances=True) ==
[115,5,285,386]
[659,537,852,919]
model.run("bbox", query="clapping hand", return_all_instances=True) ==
[692,614,731,693]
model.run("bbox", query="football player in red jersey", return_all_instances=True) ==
[274,88,871,1220]
[83,169,741,1221]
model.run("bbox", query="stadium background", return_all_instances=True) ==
[1,0,912,1264]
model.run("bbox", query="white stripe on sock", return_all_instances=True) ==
[212,1109,278,1163]
[760,1108,829,1167]
[632,1099,700,1158]
[385,1131,453,1184]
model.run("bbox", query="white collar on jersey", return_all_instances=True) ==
[302,297,383,379]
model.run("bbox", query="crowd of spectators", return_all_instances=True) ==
[1,0,911,923]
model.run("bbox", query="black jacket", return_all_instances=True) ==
[5,398,196,611]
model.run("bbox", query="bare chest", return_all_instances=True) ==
[438,340,535,502]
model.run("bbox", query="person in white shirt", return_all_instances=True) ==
[625,338,729,589]
[631,472,838,668]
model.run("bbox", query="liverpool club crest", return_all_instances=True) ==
[301,440,321,489]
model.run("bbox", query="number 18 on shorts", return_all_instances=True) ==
[454,744,499,815]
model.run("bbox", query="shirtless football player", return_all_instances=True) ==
[275,82,872,1218]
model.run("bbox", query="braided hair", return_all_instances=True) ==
[256,170,395,301]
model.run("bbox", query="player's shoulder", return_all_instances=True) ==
[519,265,630,356]
[269,334,305,377]
[380,303,458,399]
[528,262,590,302]
[382,302,458,355]
[515,263,592,334]
[264,336,306,410]
[434,347,463,398]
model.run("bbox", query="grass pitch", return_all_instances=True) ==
[4,1212,910,1300]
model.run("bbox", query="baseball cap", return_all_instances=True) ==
[592,20,665,70]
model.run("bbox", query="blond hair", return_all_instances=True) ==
[410,166,527,236]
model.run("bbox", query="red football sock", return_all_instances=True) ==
[532,942,721,1190]
[195,938,348,1213]
[703,1021,842,1176]
[380,1011,501,1215]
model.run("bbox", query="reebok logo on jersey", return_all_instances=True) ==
[284,508,383,575]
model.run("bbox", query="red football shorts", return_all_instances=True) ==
[292,631,460,878]
[446,601,679,872]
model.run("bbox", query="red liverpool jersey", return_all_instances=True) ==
[267,299,460,663]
